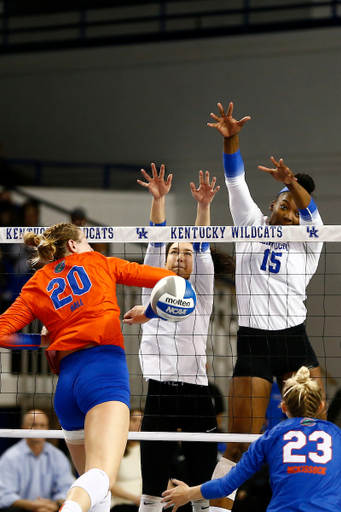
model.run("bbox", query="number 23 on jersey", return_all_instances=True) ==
[283,430,332,464]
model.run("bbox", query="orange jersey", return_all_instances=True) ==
[0,251,174,365]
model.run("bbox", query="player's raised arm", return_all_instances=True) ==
[208,102,251,154]
[258,157,311,210]
[190,170,220,227]
[137,163,172,224]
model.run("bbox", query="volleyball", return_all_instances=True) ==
[150,275,196,322]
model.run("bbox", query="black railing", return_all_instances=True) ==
[0,1,340,54]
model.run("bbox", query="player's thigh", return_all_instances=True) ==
[228,376,272,432]
[66,442,86,475]
[84,400,130,486]
[224,376,272,462]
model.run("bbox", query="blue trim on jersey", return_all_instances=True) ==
[223,150,244,179]
[149,220,166,226]
[1,334,41,350]
[299,197,318,221]
[150,220,166,248]
[145,303,158,319]
[201,479,224,500]
[54,345,130,431]
[193,242,209,252]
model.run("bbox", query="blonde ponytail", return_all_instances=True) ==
[282,366,323,418]
[24,223,82,267]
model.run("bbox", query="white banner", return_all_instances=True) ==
[0,224,337,243]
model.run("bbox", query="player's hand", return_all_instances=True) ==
[190,170,220,207]
[258,156,297,185]
[162,479,192,512]
[137,163,173,199]
[123,305,149,325]
[208,102,251,138]
[40,326,52,347]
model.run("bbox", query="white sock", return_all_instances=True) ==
[211,458,237,501]
[191,499,210,512]
[91,491,111,512]
[139,494,163,512]
[60,500,82,512]
[210,507,231,512]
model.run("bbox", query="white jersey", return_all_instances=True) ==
[139,243,214,385]
[225,150,323,331]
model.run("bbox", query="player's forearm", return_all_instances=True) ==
[286,180,311,210]
[195,203,210,227]
[187,486,204,502]
[150,197,166,224]
[0,333,41,350]
[223,134,239,155]
[0,296,37,345]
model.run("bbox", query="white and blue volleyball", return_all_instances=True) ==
[150,275,196,322]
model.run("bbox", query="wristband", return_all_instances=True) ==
[0,334,41,350]
[150,220,166,248]
[193,242,210,253]
[223,150,244,179]
[144,303,158,319]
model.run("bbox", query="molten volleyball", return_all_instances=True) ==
[150,275,196,322]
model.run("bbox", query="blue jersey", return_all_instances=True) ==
[201,418,341,511]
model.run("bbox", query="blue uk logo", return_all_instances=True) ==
[306,226,319,238]
[136,228,148,239]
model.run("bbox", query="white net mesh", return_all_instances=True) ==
[0,225,340,443]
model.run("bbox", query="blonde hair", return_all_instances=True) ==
[24,223,82,266]
[282,366,323,418]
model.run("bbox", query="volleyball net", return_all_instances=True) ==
[0,225,340,443]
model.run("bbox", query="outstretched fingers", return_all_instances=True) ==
[137,168,152,187]
[217,101,233,118]
[258,165,274,174]
[239,115,251,127]
[208,102,251,138]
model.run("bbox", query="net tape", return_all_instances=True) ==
[0,224,333,243]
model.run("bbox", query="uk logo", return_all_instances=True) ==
[136,228,148,239]
[306,226,319,238]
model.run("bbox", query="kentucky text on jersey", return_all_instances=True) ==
[261,241,289,251]
[170,226,226,239]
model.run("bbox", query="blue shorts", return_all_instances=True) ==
[54,345,130,431]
